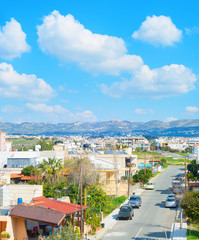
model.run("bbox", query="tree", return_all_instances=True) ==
[160,158,167,166]
[21,165,36,176]
[181,191,199,221]
[38,158,63,176]
[133,169,153,184]
[37,139,54,151]
[187,160,199,178]
[86,185,110,230]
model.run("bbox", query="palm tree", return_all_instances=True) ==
[39,157,63,176]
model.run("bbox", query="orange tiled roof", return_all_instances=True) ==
[32,196,88,215]
[10,174,23,179]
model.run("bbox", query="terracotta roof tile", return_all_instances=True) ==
[32,196,88,215]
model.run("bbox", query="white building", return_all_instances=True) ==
[192,144,199,163]
[0,132,6,152]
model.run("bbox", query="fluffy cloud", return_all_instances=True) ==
[101,64,196,98]
[26,103,97,122]
[132,15,182,46]
[37,11,143,75]
[0,18,30,59]
[0,63,55,101]
[134,108,154,115]
[185,106,199,113]
[37,11,196,99]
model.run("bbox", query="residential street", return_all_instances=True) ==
[102,166,184,240]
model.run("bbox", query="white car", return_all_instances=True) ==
[165,197,177,208]
[144,182,155,190]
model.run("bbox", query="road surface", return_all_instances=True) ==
[102,166,184,240]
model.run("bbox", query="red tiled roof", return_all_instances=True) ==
[32,196,88,215]
[10,174,23,179]
[9,204,65,226]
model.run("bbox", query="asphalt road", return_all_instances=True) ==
[102,166,184,240]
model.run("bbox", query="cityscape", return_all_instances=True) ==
[0,0,199,240]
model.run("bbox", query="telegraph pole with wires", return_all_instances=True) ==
[80,166,83,237]
[128,156,132,197]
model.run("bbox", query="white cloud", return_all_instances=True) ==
[37,11,196,99]
[165,117,178,122]
[0,18,30,60]
[1,105,22,113]
[185,106,199,113]
[26,103,97,122]
[37,10,143,75]
[101,64,196,98]
[185,26,199,35]
[132,15,182,46]
[134,108,154,115]
[0,63,55,101]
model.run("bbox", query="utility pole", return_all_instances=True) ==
[185,157,187,192]
[128,156,132,197]
[144,154,146,176]
[80,166,83,237]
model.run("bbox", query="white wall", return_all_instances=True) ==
[0,185,43,206]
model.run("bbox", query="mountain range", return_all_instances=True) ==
[1,119,199,137]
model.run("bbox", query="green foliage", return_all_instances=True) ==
[135,147,141,152]
[18,146,28,151]
[160,158,167,166]
[181,192,199,221]
[38,158,63,176]
[54,140,63,144]
[66,183,79,203]
[133,169,153,184]
[37,139,54,151]
[47,226,80,240]
[21,165,37,176]
[185,146,192,154]
[112,195,127,204]
[188,160,199,179]
[86,185,110,229]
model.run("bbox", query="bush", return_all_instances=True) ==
[181,191,199,221]
[133,169,153,184]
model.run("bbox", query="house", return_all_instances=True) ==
[0,196,89,240]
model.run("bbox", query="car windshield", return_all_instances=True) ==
[147,183,152,185]
[130,196,139,200]
[120,206,131,212]
[167,198,175,202]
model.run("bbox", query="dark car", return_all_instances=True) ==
[128,195,142,208]
[118,205,134,220]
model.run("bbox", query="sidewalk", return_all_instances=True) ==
[88,169,164,240]
[171,222,187,240]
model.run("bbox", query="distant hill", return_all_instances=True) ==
[1,119,199,137]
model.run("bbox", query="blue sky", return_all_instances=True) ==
[0,0,199,123]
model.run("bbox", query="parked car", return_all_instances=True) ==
[144,182,155,190]
[165,197,178,208]
[167,193,176,199]
[118,205,134,220]
[128,195,142,208]
[172,187,183,194]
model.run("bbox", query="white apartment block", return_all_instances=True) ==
[0,132,6,152]
[192,144,199,163]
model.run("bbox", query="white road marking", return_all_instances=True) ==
[104,232,127,237]
[134,227,142,239]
